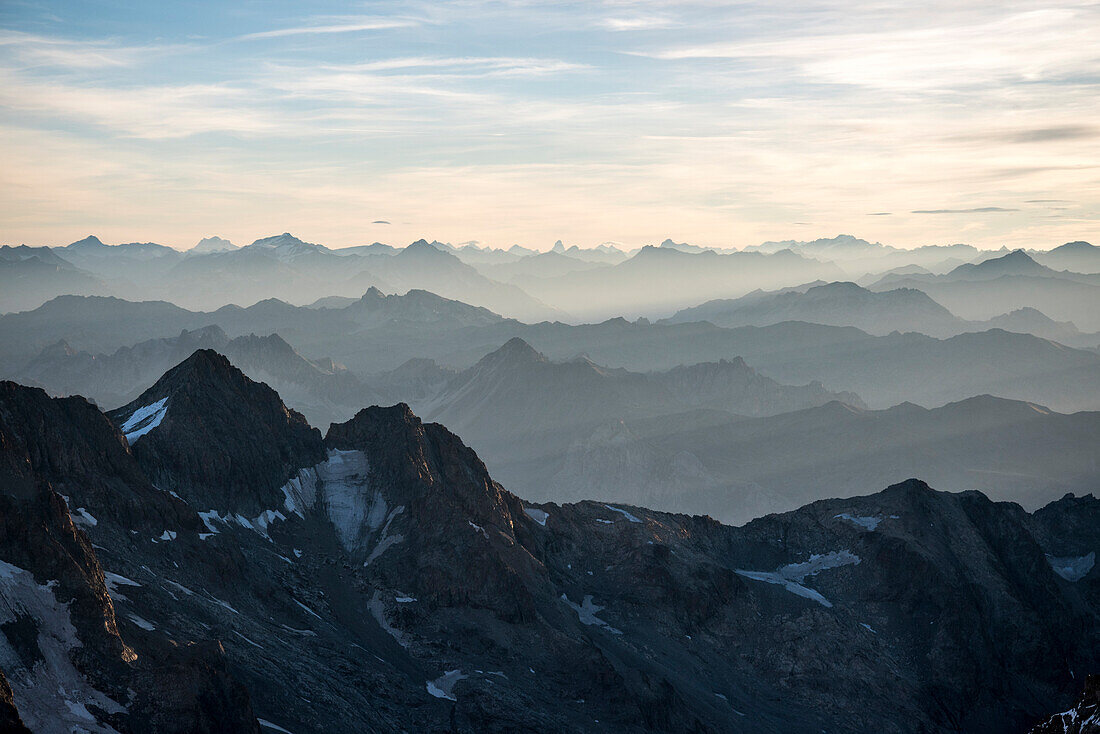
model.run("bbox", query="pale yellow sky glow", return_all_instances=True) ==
[1,1,1098,251]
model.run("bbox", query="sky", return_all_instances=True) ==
[1,1,1098,252]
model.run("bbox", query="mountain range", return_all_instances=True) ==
[1,350,1097,732]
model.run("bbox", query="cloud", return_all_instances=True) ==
[910,207,1018,214]
[373,220,391,224]
[0,30,178,69]
[641,7,1100,94]
[238,17,418,40]
[866,212,891,216]
[1005,125,1098,143]
[600,15,674,31]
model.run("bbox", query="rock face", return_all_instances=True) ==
[0,380,260,733]
[1030,676,1100,733]
[2,355,1099,733]
[107,349,325,515]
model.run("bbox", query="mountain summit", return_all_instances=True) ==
[107,349,324,514]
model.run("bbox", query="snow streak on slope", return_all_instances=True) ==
[735,550,861,608]
[120,397,168,443]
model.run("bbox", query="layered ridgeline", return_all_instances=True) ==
[13,325,380,427]
[4,290,1100,413]
[406,340,1100,523]
[665,280,1100,345]
[1,350,1098,732]
[12,334,1100,522]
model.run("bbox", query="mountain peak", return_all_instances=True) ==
[192,236,237,253]
[66,235,106,249]
[401,239,452,257]
[360,285,386,301]
[107,350,324,514]
[479,337,546,367]
[1051,240,1095,252]
[244,233,325,260]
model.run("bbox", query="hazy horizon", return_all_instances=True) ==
[3,1,1098,251]
[11,230,1094,254]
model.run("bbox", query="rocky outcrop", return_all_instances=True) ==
[107,349,325,515]
[0,379,260,732]
[1030,675,1100,733]
[2,357,1098,732]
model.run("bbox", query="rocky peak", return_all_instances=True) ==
[476,337,546,369]
[322,404,545,619]
[107,350,324,515]
[0,383,260,732]
[0,381,193,532]
[64,235,107,250]
[1031,675,1100,733]
[359,285,386,302]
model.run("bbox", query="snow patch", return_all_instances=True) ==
[70,506,98,527]
[158,530,177,541]
[1047,552,1095,582]
[604,504,641,523]
[364,506,405,565]
[468,520,488,538]
[524,507,548,526]
[280,466,318,517]
[426,670,468,701]
[121,397,168,443]
[561,593,622,634]
[835,513,882,531]
[317,449,392,551]
[103,572,140,602]
[258,719,296,734]
[368,591,408,647]
[735,550,861,608]
[0,559,127,732]
[293,599,322,620]
[126,613,155,631]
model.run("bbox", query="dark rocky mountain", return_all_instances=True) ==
[0,381,260,732]
[666,281,964,336]
[1,359,1097,732]
[106,350,325,515]
[1029,675,1100,733]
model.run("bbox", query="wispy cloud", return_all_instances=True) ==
[0,0,1098,250]
[237,17,419,40]
[600,15,674,31]
[911,207,1019,214]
